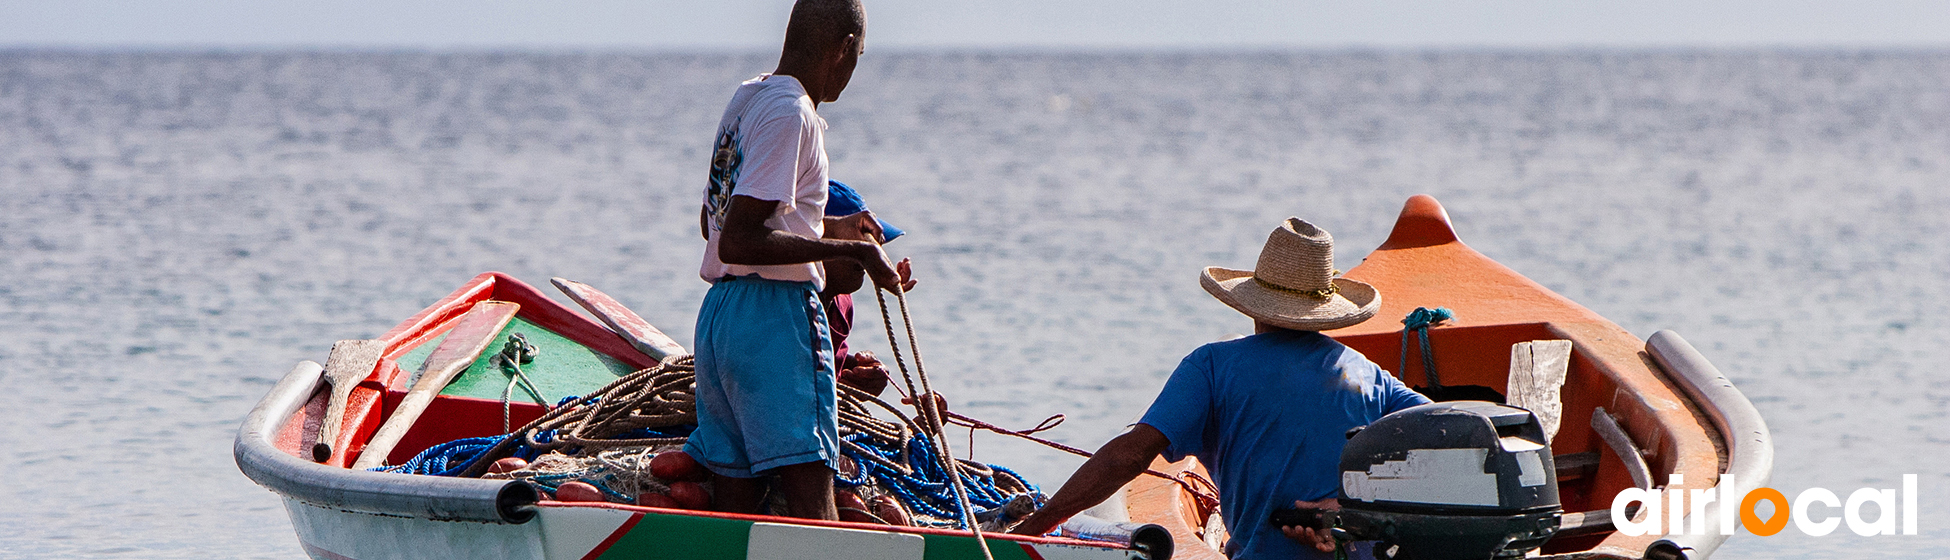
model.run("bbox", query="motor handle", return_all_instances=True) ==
[1269,507,1334,530]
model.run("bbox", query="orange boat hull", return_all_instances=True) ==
[1122,195,1728,560]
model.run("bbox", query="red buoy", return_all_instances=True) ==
[667,481,711,510]
[486,457,529,474]
[554,481,605,503]
[869,495,911,526]
[651,451,708,482]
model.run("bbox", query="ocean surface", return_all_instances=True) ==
[2,50,1947,558]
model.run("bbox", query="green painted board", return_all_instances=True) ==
[923,534,1035,560]
[396,317,638,404]
[598,512,753,560]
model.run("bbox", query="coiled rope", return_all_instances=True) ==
[452,353,700,478]
[416,347,1037,532]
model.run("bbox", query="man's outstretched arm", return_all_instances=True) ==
[718,194,905,290]
[1010,424,1171,536]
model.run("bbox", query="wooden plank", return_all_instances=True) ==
[1592,406,1654,491]
[351,300,520,470]
[312,339,388,463]
[551,277,688,360]
[1507,339,1572,442]
[1557,507,1635,539]
[1553,451,1601,482]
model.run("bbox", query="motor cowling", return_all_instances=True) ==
[1335,401,1562,560]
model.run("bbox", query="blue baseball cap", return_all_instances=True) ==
[825,180,904,242]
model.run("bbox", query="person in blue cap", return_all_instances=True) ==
[819,180,907,398]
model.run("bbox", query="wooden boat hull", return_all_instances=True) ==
[1118,195,1772,560]
[236,272,1150,560]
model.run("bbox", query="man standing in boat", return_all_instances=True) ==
[1011,219,1429,559]
[692,0,913,520]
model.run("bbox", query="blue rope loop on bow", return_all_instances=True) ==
[1399,306,1455,388]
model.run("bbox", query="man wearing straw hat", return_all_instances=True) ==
[1013,218,1429,559]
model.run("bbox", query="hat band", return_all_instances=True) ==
[1252,276,1339,300]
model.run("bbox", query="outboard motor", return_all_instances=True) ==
[1275,402,1561,560]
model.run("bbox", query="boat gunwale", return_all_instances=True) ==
[1641,331,1775,560]
[539,500,1148,551]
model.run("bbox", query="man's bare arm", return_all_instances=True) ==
[1010,424,1171,536]
[718,195,903,289]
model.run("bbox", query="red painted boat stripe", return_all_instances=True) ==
[579,512,646,560]
[301,541,361,560]
[1019,542,1047,560]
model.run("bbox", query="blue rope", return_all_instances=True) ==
[836,431,1040,526]
[373,392,1036,525]
[371,434,544,477]
[1399,306,1454,388]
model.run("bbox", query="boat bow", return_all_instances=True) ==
[234,360,539,524]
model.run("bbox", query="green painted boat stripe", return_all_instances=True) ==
[597,512,753,560]
[922,533,1036,560]
[588,512,1095,560]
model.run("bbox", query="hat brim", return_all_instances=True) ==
[1200,267,1380,331]
[878,219,904,243]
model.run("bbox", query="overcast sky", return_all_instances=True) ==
[7,0,1948,50]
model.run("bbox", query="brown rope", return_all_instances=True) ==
[457,354,697,478]
[940,410,1223,513]
[874,284,995,560]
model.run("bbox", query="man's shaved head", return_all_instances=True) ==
[783,0,866,57]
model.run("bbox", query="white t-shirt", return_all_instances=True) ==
[700,74,830,289]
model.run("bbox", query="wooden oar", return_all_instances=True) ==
[352,300,521,470]
[551,277,688,360]
[313,339,388,463]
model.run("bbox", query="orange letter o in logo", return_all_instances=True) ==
[1741,487,1791,536]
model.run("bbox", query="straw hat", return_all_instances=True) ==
[1200,218,1380,331]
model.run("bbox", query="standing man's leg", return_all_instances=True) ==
[687,280,768,513]
[775,461,838,520]
[712,474,767,514]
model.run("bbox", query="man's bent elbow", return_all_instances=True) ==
[716,232,762,265]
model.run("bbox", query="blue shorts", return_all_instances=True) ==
[684,276,839,478]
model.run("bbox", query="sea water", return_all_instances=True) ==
[1,50,1946,558]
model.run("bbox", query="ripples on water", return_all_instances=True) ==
[1,50,1946,558]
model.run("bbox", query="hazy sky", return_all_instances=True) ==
[7,0,1948,50]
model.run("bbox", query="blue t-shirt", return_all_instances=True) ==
[1138,330,1429,560]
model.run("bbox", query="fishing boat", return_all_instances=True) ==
[234,194,1770,560]
[233,270,1156,559]
[1117,195,1773,560]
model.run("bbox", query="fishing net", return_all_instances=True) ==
[379,353,1043,529]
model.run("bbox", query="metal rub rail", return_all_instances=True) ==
[1642,331,1776,560]
[233,361,539,524]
